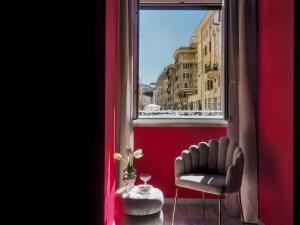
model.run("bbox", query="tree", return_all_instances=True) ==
[177,92,188,110]
[139,94,150,110]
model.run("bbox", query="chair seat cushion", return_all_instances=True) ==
[175,173,226,195]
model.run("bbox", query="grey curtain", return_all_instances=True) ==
[225,0,258,223]
[118,0,138,187]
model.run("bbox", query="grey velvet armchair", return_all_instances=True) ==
[172,136,244,225]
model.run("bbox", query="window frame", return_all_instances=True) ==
[134,1,229,127]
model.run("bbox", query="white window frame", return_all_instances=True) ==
[133,0,228,127]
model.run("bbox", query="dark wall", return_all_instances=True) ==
[12,0,106,222]
[65,1,106,224]
[35,1,107,225]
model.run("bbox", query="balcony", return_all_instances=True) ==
[177,87,197,94]
[205,63,218,73]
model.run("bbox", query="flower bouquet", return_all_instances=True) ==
[114,146,143,191]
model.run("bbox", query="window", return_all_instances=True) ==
[137,1,225,120]
[207,80,213,90]
[183,63,190,69]
[183,73,189,79]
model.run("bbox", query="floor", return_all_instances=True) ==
[162,202,243,225]
[117,201,244,225]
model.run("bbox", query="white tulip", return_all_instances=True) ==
[133,149,143,159]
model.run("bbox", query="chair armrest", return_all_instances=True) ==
[225,164,238,193]
[175,156,184,178]
[225,150,244,193]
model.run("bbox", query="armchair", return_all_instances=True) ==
[172,136,244,225]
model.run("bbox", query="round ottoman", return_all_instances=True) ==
[118,210,163,225]
[116,186,164,216]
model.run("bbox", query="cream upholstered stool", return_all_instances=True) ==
[117,210,163,225]
[172,136,245,225]
[116,186,164,216]
[115,186,164,225]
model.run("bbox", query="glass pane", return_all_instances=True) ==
[139,10,223,119]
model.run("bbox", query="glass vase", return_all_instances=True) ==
[122,157,136,191]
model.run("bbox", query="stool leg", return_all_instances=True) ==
[172,187,179,225]
[202,191,205,219]
[238,192,245,224]
[219,195,222,225]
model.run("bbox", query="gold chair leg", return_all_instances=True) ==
[172,187,179,225]
[238,192,245,224]
[218,195,222,225]
[202,191,205,219]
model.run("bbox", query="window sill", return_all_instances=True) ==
[132,119,228,127]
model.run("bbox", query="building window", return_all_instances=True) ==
[207,80,214,90]
[137,1,226,120]
[183,63,190,69]
[183,73,189,79]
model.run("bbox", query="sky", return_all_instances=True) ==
[139,10,207,85]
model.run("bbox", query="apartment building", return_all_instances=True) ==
[155,11,221,113]
[188,11,222,112]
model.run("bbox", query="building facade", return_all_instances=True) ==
[172,47,198,110]
[151,11,222,113]
[188,11,222,113]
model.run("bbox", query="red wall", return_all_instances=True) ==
[258,0,294,224]
[105,0,118,224]
[134,127,227,198]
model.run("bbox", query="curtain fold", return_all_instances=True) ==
[118,0,138,187]
[224,0,240,218]
[226,0,258,223]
